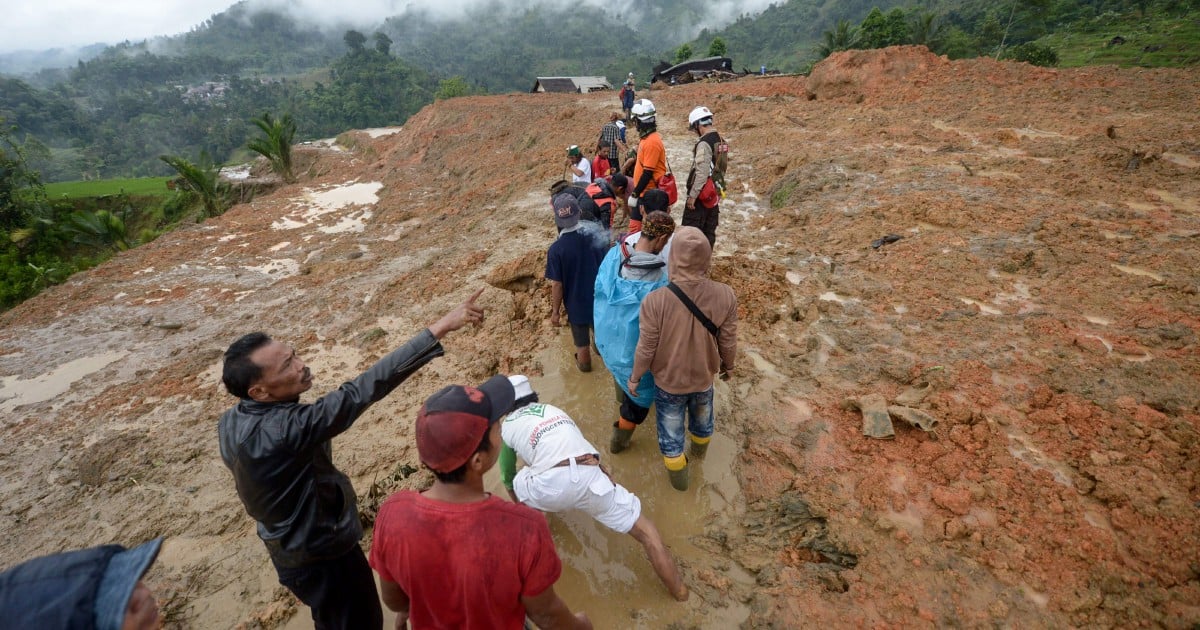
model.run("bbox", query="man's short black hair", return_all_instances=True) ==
[223,332,272,399]
[432,429,493,484]
[512,392,539,410]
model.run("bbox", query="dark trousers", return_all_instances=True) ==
[682,203,719,247]
[569,322,593,348]
[619,389,651,425]
[274,546,383,630]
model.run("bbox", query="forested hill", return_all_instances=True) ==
[2,0,1197,184]
[687,0,1200,72]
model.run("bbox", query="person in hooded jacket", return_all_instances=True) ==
[628,227,737,491]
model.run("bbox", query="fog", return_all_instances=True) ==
[3,0,776,55]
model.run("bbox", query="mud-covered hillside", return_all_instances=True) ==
[1,46,1197,628]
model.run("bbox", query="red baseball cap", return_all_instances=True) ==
[416,375,516,473]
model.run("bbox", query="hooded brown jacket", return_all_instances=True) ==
[631,227,738,394]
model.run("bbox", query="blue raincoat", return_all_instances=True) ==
[593,245,668,408]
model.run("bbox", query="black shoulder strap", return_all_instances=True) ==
[667,282,719,338]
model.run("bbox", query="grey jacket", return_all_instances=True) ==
[218,329,443,568]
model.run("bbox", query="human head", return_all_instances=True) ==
[549,179,571,197]
[610,112,621,122]
[552,193,581,230]
[223,333,312,402]
[688,106,714,135]
[641,189,670,214]
[416,375,516,482]
[598,140,610,152]
[507,374,539,409]
[609,173,628,196]
[668,226,713,281]
[0,538,163,630]
[640,211,676,252]
[631,99,656,133]
[567,145,582,159]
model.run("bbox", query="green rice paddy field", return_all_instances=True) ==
[43,177,173,199]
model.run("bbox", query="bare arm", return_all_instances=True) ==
[428,287,485,339]
[380,579,410,629]
[521,586,592,630]
[549,280,564,326]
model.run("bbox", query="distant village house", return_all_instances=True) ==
[530,76,612,94]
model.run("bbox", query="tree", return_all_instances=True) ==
[64,208,131,251]
[1002,42,1059,66]
[674,43,694,64]
[343,30,367,54]
[858,7,910,49]
[708,37,728,58]
[247,112,297,183]
[160,152,228,218]
[908,11,946,50]
[816,20,860,59]
[435,76,474,100]
[373,32,393,55]
[0,126,46,231]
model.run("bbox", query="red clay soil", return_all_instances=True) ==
[0,46,1197,628]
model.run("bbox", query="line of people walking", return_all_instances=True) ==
[0,91,739,630]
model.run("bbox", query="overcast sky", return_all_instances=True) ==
[3,0,770,54]
[2,1,236,52]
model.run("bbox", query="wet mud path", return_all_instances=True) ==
[2,47,1199,628]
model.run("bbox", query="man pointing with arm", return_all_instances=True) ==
[218,288,486,630]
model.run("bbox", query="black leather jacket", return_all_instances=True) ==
[218,329,444,568]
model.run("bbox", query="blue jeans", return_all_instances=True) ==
[655,386,714,458]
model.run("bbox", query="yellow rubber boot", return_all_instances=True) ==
[664,454,689,491]
[689,435,711,459]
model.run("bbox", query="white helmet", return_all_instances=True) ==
[688,106,714,128]
[631,98,656,123]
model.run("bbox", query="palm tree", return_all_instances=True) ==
[64,209,131,251]
[909,11,946,50]
[248,112,297,183]
[816,20,861,59]
[160,152,228,218]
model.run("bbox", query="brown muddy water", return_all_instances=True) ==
[282,327,750,630]
[487,329,752,628]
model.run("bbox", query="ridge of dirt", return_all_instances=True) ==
[1,46,1198,628]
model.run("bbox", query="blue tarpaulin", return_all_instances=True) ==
[593,246,667,408]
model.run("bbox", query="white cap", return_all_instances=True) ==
[508,375,535,400]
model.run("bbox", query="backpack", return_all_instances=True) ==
[585,181,615,228]
[712,138,730,192]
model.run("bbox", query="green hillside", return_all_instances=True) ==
[1038,9,1200,66]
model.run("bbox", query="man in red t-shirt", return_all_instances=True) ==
[369,375,591,630]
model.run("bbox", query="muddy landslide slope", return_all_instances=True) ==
[1,46,1197,628]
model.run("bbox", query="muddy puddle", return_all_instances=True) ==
[0,350,127,416]
[483,329,749,628]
